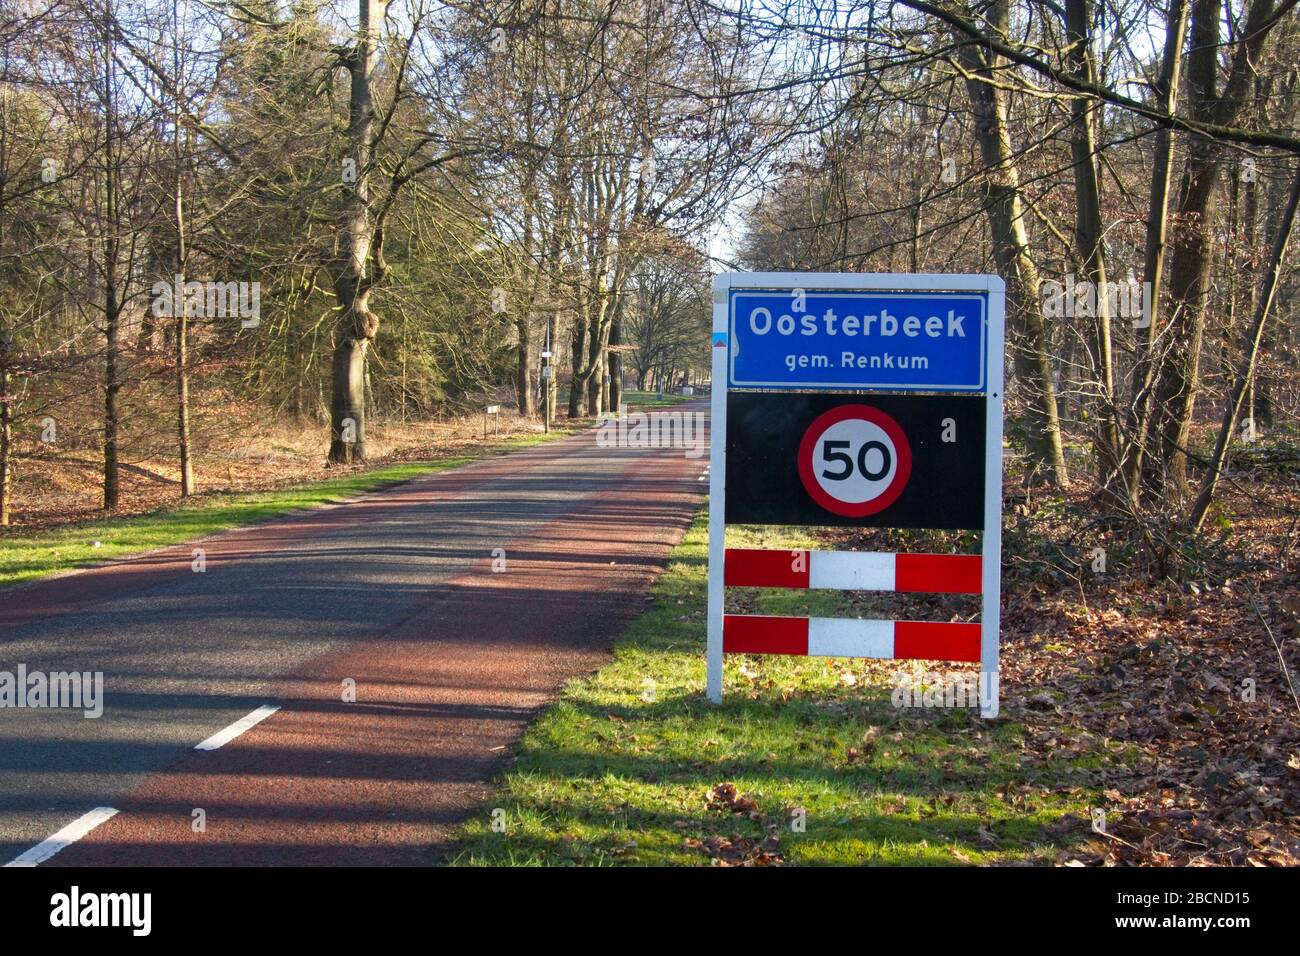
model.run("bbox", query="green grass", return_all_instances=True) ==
[0,430,576,590]
[620,390,700,408]
[449,515,1104,866]
[551,389,698,411]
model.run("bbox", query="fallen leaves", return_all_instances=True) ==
[687,783,785,866]
[683,831,783,867]
[706,782,762,818]
[995,514,1300,866]
[822,472,1300,868]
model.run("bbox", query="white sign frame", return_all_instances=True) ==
[707,272,1006,717]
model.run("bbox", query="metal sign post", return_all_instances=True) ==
[707,272,1005,717]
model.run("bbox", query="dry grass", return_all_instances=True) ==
[4,395,561,532]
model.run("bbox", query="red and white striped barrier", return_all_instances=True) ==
[723,615,980,662]
[721,548,980,662]
[724,548,980,594]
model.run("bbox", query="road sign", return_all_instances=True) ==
[728,289,987,391]
[796,404,912,518]
[725,392,984,529]
[708,273,1004,716]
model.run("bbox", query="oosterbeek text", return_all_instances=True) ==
[746,307,967,339]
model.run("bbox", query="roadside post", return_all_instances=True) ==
[484,404,501,439]
[707,273,1005,716]
[532,303,563,434]
[541,329,553,435]
[541,363,553,433]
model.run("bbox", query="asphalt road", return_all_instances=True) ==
[0,410,707,865]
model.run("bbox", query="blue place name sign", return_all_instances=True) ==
[728,289,988,392]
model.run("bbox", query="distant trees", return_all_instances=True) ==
[466,0,774,418]
[625,253,709,394]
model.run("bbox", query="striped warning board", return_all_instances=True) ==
[723,548,981,594]
[707,272,1005,716]
[723,549,981,661]
[723,616,980,662]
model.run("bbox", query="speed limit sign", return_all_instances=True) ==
[797,404,912,517]
[707,272,1005,716]
[724,392,984,530]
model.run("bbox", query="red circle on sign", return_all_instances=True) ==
[797,404,912,517]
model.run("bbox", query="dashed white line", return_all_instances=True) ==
[5,704,281,867]
[5,807,119,867]
[194,703,280,751]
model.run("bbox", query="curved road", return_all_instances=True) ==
[0,411,707,865]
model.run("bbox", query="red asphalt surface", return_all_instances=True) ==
[20,426,705,866]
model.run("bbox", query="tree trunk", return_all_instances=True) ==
[609,312,624,412]
[172,0,193,497]
[587,350,604,418]
[1065,0,1122,494]
[0,336,10,527]
[954,3,1067,487]
[173,163,194,495]
[1126,0,1189,494]
[515,316,536,416]
[328,0,381,463]
[102,11,120,510]
[1189,164,1300,530]
[177,304,192,493]
[1150,0,1278,496]
[0,88,9,527]
[329,335,368,462]
[568,309,587,418]
[104,289,121,509]
[1153,132,1216,496]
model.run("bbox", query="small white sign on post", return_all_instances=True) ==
[484,404,501,438]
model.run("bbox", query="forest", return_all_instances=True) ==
[0,0,1294,536]
[2,0,1295,543]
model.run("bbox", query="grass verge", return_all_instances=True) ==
[0,430,576,590]
[619,390,700,408]
[449,514,1104,866]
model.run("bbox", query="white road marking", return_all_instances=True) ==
[5,807,119,867]
[4,703,282,866]
[194,703,280,751]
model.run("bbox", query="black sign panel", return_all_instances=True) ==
[725,392,986,530]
